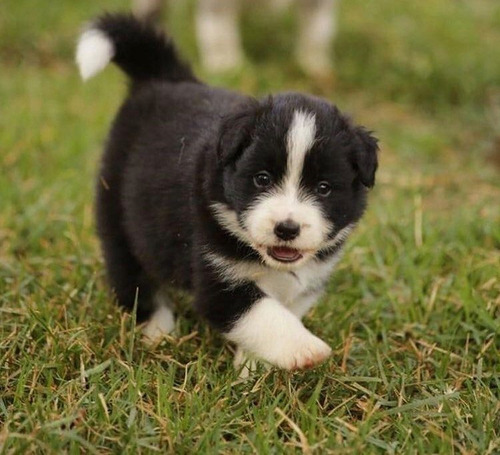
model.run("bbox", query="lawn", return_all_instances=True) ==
[1,0,499,453]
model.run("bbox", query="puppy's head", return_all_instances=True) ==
[214,93,378,269]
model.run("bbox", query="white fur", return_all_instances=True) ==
[322,223,356,250]
[212,198,329,261]
[203,249,266,285]
[209,199,353,271]
[226,297,332,370]
[203,249,341,311]
[142,291,175,343]
[233,347,259,378]
[242,191,330,264]
[288,291,323,319]
[285,110,317,188]
[76,29,114,80]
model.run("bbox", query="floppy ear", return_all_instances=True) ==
[217,99,262,166]
[350,126,379,188]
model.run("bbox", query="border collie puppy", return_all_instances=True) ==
[76,14,378,372]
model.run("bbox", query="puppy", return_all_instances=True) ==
[76,14,378,372]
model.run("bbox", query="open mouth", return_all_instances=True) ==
[267,246,303,263]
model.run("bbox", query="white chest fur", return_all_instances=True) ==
[256,255,340,305]
[204,250,341,308]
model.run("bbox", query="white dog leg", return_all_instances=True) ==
[296,0,338,76]
[132,0,164,22]
[196,0,244,71]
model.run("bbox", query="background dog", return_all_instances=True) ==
[132,0,338,76]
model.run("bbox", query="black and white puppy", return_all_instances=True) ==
[76,14,378,372]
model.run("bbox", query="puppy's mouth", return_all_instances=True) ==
[267,246,303,263]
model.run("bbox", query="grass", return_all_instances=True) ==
[1,0,499,453]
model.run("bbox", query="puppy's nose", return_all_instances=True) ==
[274,219,300,241]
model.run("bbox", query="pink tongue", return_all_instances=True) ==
[272,246,300,259]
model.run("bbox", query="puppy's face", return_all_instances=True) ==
[215,94,378,269]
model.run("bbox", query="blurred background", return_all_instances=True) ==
[1,1,499,451]
[1,0,499,324]
[1,0,499,256]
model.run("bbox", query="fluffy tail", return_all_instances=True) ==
[76,13,196,83]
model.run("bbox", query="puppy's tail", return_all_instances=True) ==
[76,13,197,84]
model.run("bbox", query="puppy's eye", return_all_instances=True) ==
[316,181,332,197]
[253,171,273,189]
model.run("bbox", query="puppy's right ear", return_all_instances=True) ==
[351,126,379,188]
[217,100,262,166]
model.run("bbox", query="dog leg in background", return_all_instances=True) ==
[196,0,243,71]
[226,297,332,370]
[296,0,338,77]
[132,0,164,22]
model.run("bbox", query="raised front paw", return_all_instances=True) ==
[226,297,332,371]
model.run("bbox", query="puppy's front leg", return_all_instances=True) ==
[226,297,332,370]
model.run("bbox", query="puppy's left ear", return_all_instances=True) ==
[217,100,261,166]
[351,127,379,188]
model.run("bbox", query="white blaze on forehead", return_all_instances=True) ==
[285,110,317,189]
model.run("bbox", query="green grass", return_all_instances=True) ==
[1,0,499,453]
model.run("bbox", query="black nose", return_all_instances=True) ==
[274,219,300,241]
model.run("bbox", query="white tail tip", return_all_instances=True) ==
[76,28,114,80]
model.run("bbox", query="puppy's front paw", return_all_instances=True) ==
[227,297,332,372]
[277,333,332,371]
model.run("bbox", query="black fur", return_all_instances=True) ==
[90,14,378,329]
[94,13,196,84]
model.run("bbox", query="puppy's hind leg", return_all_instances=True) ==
[97,181,156,324]
[100,231,175,344]
[142,289,176,344]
